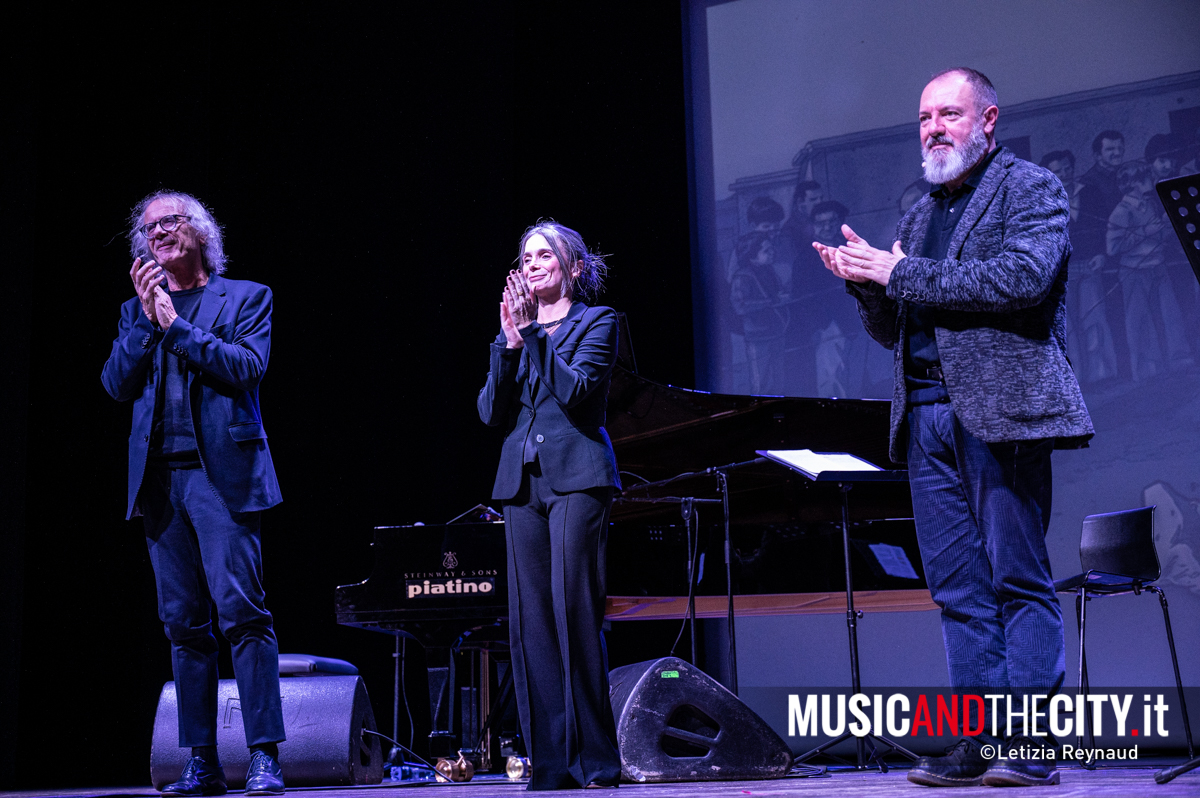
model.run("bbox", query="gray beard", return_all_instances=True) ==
[923,122,989,186]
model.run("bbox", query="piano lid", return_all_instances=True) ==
[607,365,893,477]
[606,365,906,523]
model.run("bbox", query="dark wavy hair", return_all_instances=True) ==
[517,220,608,303]
[1092,130,1125,156]
[128,190,227,275]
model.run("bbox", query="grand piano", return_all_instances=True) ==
[335,338,934,763]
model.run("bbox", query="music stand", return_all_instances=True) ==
[1156,173,1200,286]
[1146,175,1200,786]
[758,450,920,771]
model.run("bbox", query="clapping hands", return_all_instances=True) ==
[500,269,537,349]
[813,224,906,287]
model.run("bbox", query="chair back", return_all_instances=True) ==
[1079,505,1159,581]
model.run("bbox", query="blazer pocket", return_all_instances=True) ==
[229,422,268,442]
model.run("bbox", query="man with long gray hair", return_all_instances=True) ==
[815,68,1093,788]
[102,191,285,796]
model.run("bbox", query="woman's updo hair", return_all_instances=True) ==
[517,220,608,303]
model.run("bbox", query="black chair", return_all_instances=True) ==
[1054,505,1194,763]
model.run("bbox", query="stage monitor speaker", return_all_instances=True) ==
[150,675,383,788]
[608,657,793,783]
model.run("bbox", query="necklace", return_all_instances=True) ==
[541,316,569,329]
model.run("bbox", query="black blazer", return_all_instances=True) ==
[101,275,283,519]
[478,302,622,501]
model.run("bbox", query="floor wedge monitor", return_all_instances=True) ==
[609,657,793,783]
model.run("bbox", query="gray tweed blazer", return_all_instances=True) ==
[850,147,1094,463]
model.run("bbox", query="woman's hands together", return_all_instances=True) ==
[500,269,537,349]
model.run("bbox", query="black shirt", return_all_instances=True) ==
[905,146,1003,404]
[150,286,206,465]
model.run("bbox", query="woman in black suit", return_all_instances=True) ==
[477,221,622,790]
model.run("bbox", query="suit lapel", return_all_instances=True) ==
[526,303,588,401]
[559,302,587,340]
[185,275,226,392]
[904,197,936,255]
[525,348,540,399]
[948,148,1012,257]
[193,274,227,332]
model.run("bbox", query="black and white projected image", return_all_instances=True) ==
[685,0,1200,715]
[713,76,1200,401]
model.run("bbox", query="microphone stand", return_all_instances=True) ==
[616,456,765,694]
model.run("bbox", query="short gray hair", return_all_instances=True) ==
[128,190,227,275]
[931,67,998,114]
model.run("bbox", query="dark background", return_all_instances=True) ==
[1,4,695,789]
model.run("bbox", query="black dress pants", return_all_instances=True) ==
[142,463,285,748]
[504,462,621,790]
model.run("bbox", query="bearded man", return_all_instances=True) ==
[814,68,1093,788]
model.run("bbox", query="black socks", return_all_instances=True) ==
[190,743,278,763]
[249,742,279,760]
[191,745,220,765]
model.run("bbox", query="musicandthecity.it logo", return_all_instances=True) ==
[784,690,1181,761]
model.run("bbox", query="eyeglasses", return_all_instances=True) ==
[138,214,192,237]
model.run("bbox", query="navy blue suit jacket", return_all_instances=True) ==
[478,302,622,502]
[102,274,283,519]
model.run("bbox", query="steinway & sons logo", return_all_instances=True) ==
[404,551,497,599]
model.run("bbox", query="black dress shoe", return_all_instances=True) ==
[162,756,228,797]
[982,735,1059,787]
[907,738,988,787]
[244,750,285,796]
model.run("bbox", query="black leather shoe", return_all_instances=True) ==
[982,735,1059,787]
[907,738,988,787]
[244,750,285,795]
[162,756,228,797]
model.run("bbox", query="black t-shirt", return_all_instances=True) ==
[905,146,1003,404]
[150,286,206,464]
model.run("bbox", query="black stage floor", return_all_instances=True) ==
[5,762,1200,798]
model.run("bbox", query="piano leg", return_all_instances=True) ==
[478,651,491,771]
[471,652,523,770]
[459,651,524,772]
[425,646,457,758]
[387,636,403,770]
[421,646,521,768]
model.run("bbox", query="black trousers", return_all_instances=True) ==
[503,462,621,790]
[141,463,285,748]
